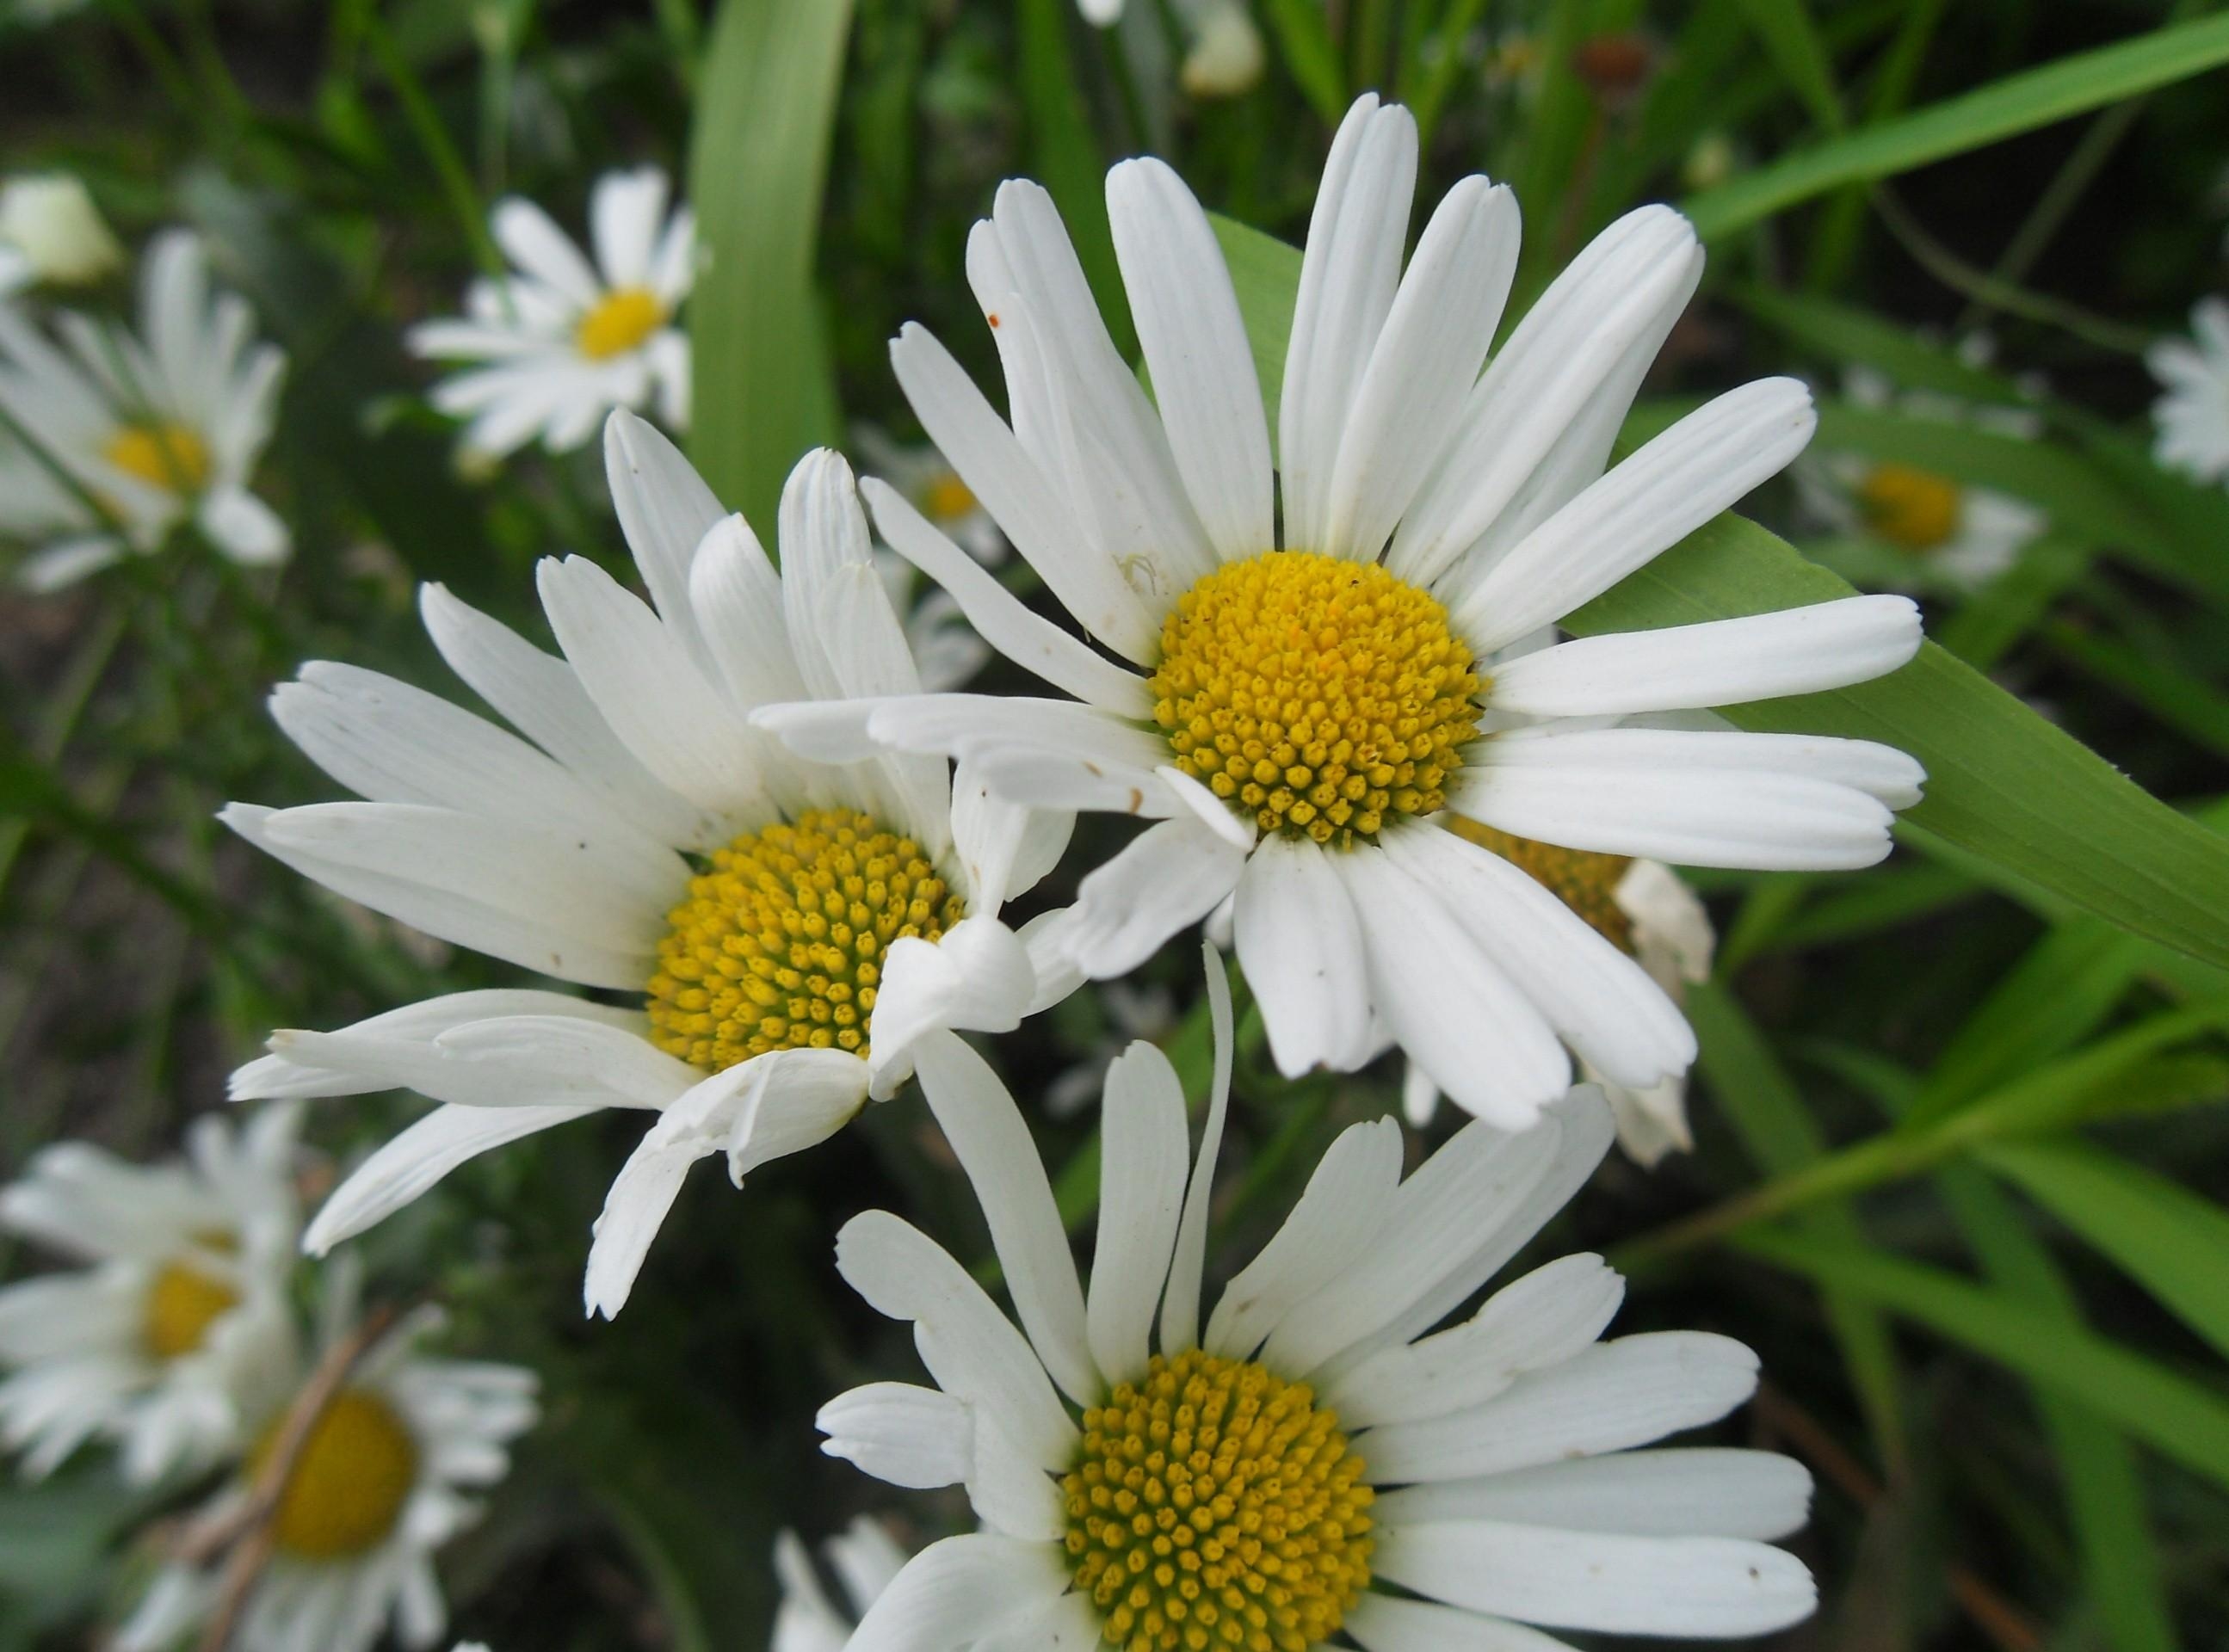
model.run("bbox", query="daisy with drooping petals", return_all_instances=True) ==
[758,93,1925,1133]
[408,167,695,461]
[2148,297,2229,489]
[1406,829,1714,1165]
[774,1517,912,1652]
[225,413,1075,1316]
[818,953,1818,1650]
[0,1105,301,1484]
[0,229,289,591]
[116,1300,536,1652]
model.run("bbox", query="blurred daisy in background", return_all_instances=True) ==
[818,959,1818,1649]
[763,93,1925,1135]
[0,172,123,295]
[226,415,1076,1318]
[853,426,1005,565]
[0,228,289,590]
[772,1517,910,1652]
[0,1105,301,1483]
[408,167,695,462]
[1803,352,2047,593]
[118,1298,536,1652]
[2147,297,2229,489]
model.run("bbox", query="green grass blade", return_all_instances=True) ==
[1730,0,1844,133]
[687,0,854,531]
[1259,0,1348,126]
[1017,0,1132,357]
[1682,12,2229,240]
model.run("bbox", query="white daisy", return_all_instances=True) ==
[818,957,1818,1650]
[774,1516,911,1652]
[0,228,289,590]
[0,172,124,294]
[225,414,1076,1317]
[408,166,695,460]
[1404,837,1714,1165]
[0,1105,302,1484]
[759,93,1925,1133]
[2147,297,2229,489]
[1804,356,2047,591]
[116,1305,537,1652]
[1179,1,1266,99]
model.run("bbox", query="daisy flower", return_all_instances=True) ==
[225,414,1075,1316]
[774,1516,911,1652]
[0,229,289,591]
[0,1105,301,1484]
[1803,355,2046,591]
[2147,297,2229,489]
[760,93,1925,1132]
[0,172,124,294]
[407,167,694,460]
[1404,831,1713,1165]
[116,1304,537,1652]
[818,956,1818,1649]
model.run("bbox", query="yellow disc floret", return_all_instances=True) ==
[103,423,210,496]
[923,471,979,523]
[257,1390,418,1560]
[1856,462,1961,552]
[575,286,667,360]
[1149,552,1482,848]
[1445,815,1635,952]
[142,1260,238,1360]
[1063,1349,1374,1652]
[644,807,964,1072]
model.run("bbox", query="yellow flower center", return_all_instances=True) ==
[142,1260,238,1360]
[574,286,666,360]
[1445,816,1635,952]
[1065,1350,1374,1652]
[644,807,964,1071]
[923,472,979,523]
[1149,552,1482,848]
[256,1390,418,1560]
[102,423,209,496]
[1856,462,1961,552]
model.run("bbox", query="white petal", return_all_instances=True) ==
[585,1082,738,1317]
[846,1536,1071,1652]
[1449,379,1818,654]
[948,759,1076,913]
[604,410,726,673]
[687,512,809,711]
[1344,1593,1578,1652]
[1280,96,1418,554]
[1331,843,1571,1127]
[1372,1520,1815,1638]
[1106,157,1272,562]
[1087,1041,1190,1384]
[195,485,290,566]
[817,1381,970,1489]
[910,1031,1095,1405]
[725,1047,875,1181]
[590,168,669,288]
[304,1103,596,1254]
[1154,764,1255,850]
[1061,818,1248,978]
[1488,595,1923,718]
[1159,941,1234,1354]
[1232,834,1374,1076]
[431,1015,702,1109]
[868,918,1036,1099]
[232,989,642,1100]
[491,197,600,304]
[1374,1447,1813,1541]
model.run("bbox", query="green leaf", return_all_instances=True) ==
[688,0,853,532]
[1732,1225,2229,1495]
[1681,12,2229,239]
[1017,0,1132,358]
[1980,1139,2229,1365]
[1211,214,2229,972]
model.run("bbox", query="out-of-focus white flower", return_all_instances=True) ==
[852,426,1005,566]
[1181,1,1266,98]
[2148,297,2229,490]
[409,167,695,460]
[117,1306,537,1652]
[0,1106,301,1483]
[0,174,123,293]
[0,230,290,590]
[772,1517,910,1652]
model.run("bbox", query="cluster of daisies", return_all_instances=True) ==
[91,76,2229,1651]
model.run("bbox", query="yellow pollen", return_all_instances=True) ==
[142,1259,238,1360]
[102,423,209,496]
[1445,816,1635,952]
[923,472,978,522]
[1149,552,1483,849]
[1065,1350,1374,1652]
[1856,462,1961,552]
[644,807,964,1072]
[254,1390,418,1560]
[574,286,666,359]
